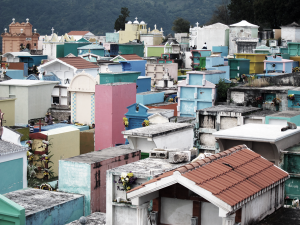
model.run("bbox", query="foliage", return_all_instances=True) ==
[207,0,231,25]
[228,0,300,29]
[172,17,190,33]
[0,0,224,49]
[114,7,130,31]
[27,164,39,187]
[216,78,235,102]
[287,94,295,101]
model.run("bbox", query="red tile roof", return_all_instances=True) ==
[59,57,99,69]
[68,31,90,36]
[120,54,143,61]
[128,145,289,207]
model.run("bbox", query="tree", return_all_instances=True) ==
[172,17,190,33]
[228,0,255,25]
[207,0,231,25]
[114,7,130,31]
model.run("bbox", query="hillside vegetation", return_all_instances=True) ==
[0,0,222,39]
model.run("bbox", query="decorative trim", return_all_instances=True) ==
[91,94,95,124]
[71,92,76,123]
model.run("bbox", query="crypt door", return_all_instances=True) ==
[76,92,92,125]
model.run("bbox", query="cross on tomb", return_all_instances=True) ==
[51,27,54,34]
[154,24,157,30]
[36,119,43,132]
[135,17,138,21]
[196,22,199,27]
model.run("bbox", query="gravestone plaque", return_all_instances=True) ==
[231,91,244,103]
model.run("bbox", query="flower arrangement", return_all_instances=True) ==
[272,97,281,105]
[173,80,178,85]
[255,96,263,104]
[287,94,295,101]
[27,151,33,161]
[142,120,149,127]
[40,183,52,191]
[123,117,129,127]
[116,172,137,191]
[168,98,174,102]
[26,140,33,146]
[41,154,49,163]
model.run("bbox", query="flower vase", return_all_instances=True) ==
[275,105,279,111]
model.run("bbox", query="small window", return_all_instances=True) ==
[34,43,36,46]
[53,97,59,104]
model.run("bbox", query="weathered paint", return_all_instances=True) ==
[147,102,178,116]
[59,161,91,215]
[59,147,140,215]
[0,158,23,194]
[80,129,95,154]
[0,194,25,225]
[95,83,136,150]
[136,77,151,93]
[120,60,147,76]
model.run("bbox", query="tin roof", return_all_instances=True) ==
[128,145,289,208]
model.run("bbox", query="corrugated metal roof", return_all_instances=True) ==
[59,57,99,69]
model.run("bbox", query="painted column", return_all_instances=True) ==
[137,203,149,225]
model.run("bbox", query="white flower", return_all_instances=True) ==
[121,172,127,179]
[125,178,129,181]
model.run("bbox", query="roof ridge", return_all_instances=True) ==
[175,145,246,174]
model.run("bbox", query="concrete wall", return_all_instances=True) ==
[281,27,300,42]
[41,127,80,176]
[80,129,95,154]
[242,183,284,225]
[0,151,27,194]
[59,161,91,216]
[26,194,84,225]
[229,26,258,54]
[0,98,15,126]
[95,83,136,150]
[201,202,222,225]
[160,197,193,225]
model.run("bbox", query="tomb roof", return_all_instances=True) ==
[2,52,31,58]
[265,110,300,118]
[122,122,193,138]
[169,116,196,123]
[68,31,90,35]
[136,91,161,95]
[213,123,300,142]
[148,108,174,118]
[0,140,28,156]
[0,79,59,86]
[62,145,140,164]
[120,54,143,60]
[127,145,289,209]
[67,212,106,225]
[230,85,296,92]
[59,57,99,69]
[0,97,16,101]
[109,157,189,176]
[77,44,104,50]
[281,22,300,28]
[4,189,83,216]
[230,20,259,28]
[197,105,261,114]
[100,82,134,86]
[245,110,275,117]
[187,70,226,74]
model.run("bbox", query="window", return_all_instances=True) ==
[53,97,59,104]
[34,43,36,46]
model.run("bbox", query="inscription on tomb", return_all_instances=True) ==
[231,92,244,103]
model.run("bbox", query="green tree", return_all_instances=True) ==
[228,0,255,25]
[207,0,231,25]
[114,7,130,31]
[172,17,190,33]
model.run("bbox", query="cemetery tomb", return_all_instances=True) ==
[136,76,151,93]
[99,71,141,84]
[95,83,136,150]
[59,145,140,215]
[80,129,95,154]
[136,91,164,105]
[235,53,267,74]
[0,127,28,194]
[265,111,300,126]
[213,123,300,165]
[212,46,228,57]
[0,97,16,126]
[106,157,189,225]
[40,126,80,177]
[264,56,293,74]
[195,105,261,153]
[120,60,147,76]
[228,58,250,79]
[3,189,84,225]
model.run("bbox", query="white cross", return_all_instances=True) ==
[51,27,54,34]
[26,18,29,23]
[154,24,157,30]
[196,22,199,27]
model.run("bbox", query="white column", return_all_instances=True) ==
[222,213,236,225]
[106,171,114,224]
[136,203,149,225]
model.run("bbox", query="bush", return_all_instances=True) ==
[216,78,235,102]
